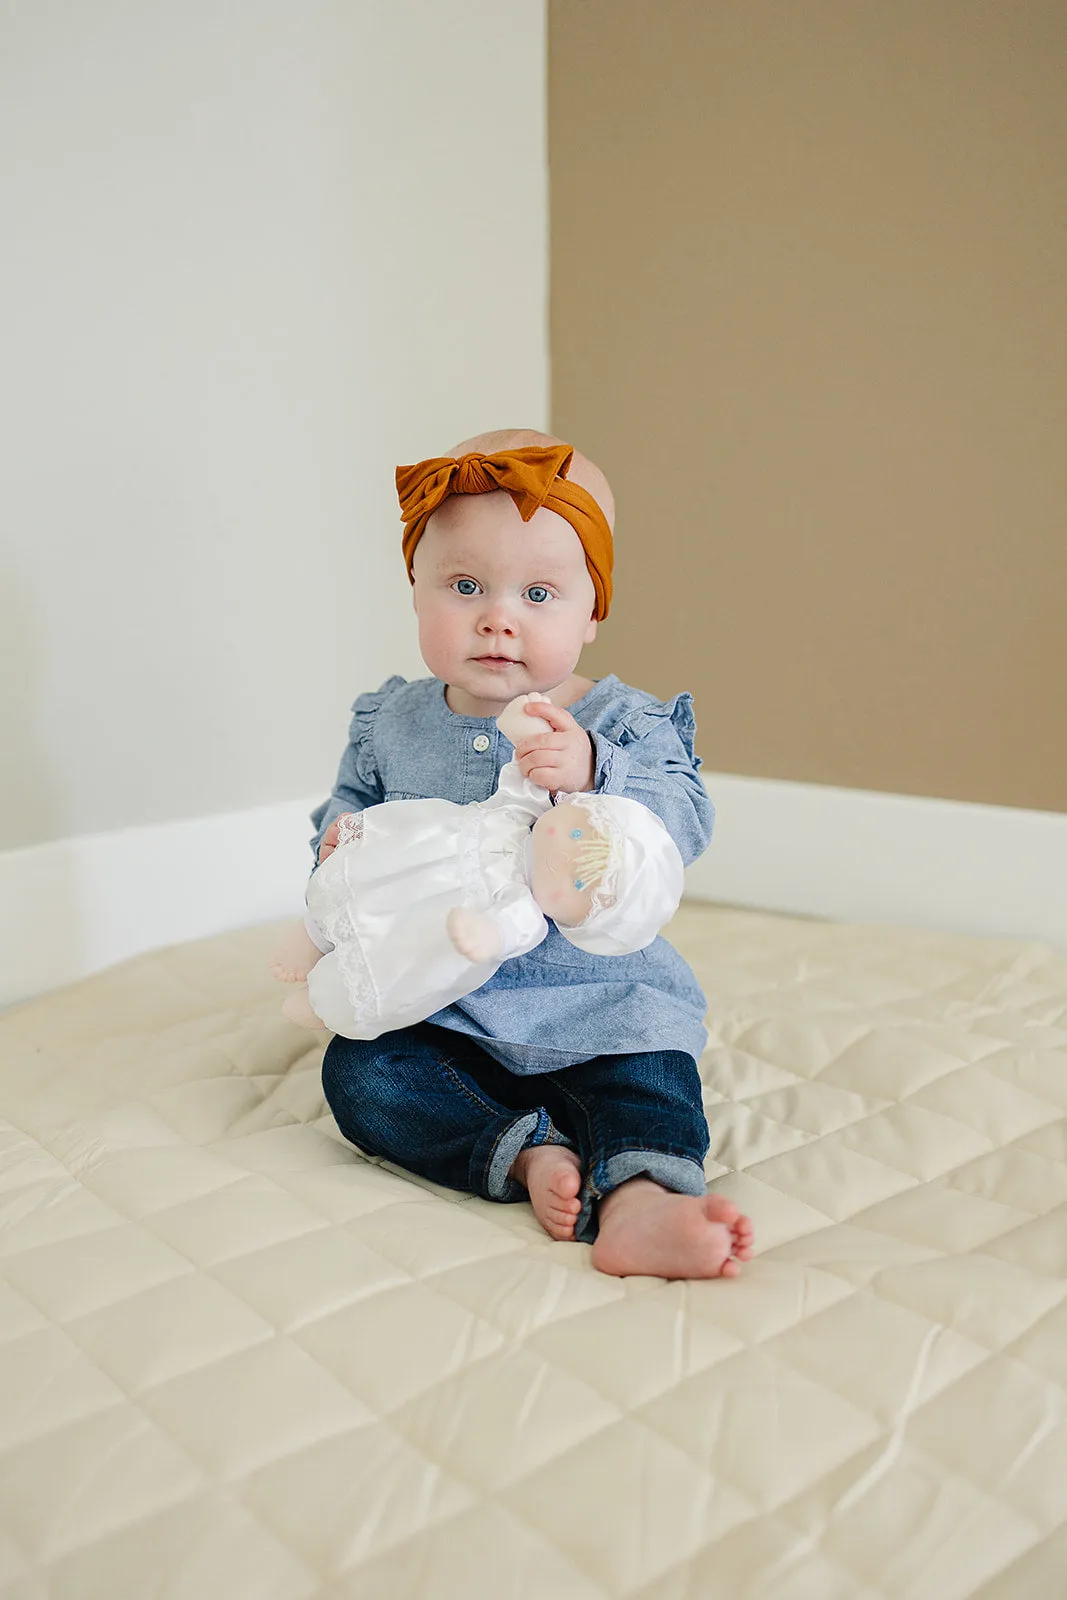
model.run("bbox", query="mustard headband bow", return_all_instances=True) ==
[396,443,613,620]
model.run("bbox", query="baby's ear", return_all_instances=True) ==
[584,614,598,645]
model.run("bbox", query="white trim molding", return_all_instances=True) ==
[1,800,319,1009]
[686,771,1067,951]
[3,777,1065,1009]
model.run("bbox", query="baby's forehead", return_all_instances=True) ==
[419,494,590,575]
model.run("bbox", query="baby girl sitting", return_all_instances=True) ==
[293,427,754,1279]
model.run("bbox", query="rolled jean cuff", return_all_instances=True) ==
[483,1108,574,1201]
[576,1151,708,1244]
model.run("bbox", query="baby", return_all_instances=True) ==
[302,429,753,1279]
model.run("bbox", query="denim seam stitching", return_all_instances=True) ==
[432,1049,512,1120]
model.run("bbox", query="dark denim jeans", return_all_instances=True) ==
[321,1022,710,1242]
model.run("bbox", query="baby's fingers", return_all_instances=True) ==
[515,733,563,760]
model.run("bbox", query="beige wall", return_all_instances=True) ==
[1,0,547,852]
[551,1,1067,812]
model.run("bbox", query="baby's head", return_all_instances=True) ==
[401,429,615,714]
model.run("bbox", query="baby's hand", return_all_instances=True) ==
[318,818,345,862]
[514,701,595,794]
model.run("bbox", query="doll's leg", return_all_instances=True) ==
[271,921,329,979]
[282,984,330,1030]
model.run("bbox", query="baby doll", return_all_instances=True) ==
[273,693,685,1038]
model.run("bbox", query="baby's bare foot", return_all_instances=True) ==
[510,1145,583,1241]
[446,906,504,964]
[592,1181,754,1280]
[281,985,330,1030]
[270,922,323,984]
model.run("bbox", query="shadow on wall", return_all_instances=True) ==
[0,567,92,997]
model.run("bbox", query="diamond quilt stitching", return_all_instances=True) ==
[0,910,1065,1596]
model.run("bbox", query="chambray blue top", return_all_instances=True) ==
[310,674,714,1073]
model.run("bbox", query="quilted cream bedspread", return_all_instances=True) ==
[1,904,1066,1599]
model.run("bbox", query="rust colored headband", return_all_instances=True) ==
[396,443,613,620]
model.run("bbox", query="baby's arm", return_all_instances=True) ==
[590,695,713,866]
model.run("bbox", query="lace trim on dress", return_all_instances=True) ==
[335,812,365,848]
[334,932,381,1027]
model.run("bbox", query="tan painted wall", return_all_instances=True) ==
[551,1,1067,812]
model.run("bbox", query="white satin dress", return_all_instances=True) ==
[304,759,685,1040]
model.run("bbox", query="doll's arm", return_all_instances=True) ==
[447,887,548,966]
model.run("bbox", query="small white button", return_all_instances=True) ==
[472,734,491,753]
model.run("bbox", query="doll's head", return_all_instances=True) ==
[401,430,615,716]
[527,794,685,956]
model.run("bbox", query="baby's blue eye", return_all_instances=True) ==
[454,578,480,596]
[525,585,550,604]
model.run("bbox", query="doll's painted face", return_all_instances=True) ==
[412,490,598,716]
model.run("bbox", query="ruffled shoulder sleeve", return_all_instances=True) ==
[345,675,407,790]
[606,689,701,770]
[309,676,406,860]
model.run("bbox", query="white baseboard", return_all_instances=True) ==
[2,777,1064,1009]
[0,799,320,1009]
[686,771,1067,951]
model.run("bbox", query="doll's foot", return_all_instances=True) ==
[446,906,504,964]
[511,1145,583,1241]
[281,985,329,1030]
[269,922,323,984]
[592,1182,754,1280]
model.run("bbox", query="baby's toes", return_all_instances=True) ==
[731,1218,755,1259]
[704,1195,739,1227]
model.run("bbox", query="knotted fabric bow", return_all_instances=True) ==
[396,443,613,620]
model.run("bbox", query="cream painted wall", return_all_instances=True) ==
[1,0,548,851]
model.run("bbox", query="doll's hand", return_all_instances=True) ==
[514,701,595,794]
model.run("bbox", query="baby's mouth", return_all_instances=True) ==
[474,654,520,667]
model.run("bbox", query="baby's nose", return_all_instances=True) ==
[478,598,517,633]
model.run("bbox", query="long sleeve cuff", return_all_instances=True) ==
[590,731,632,796]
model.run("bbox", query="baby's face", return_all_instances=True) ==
[412,491,598,716]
